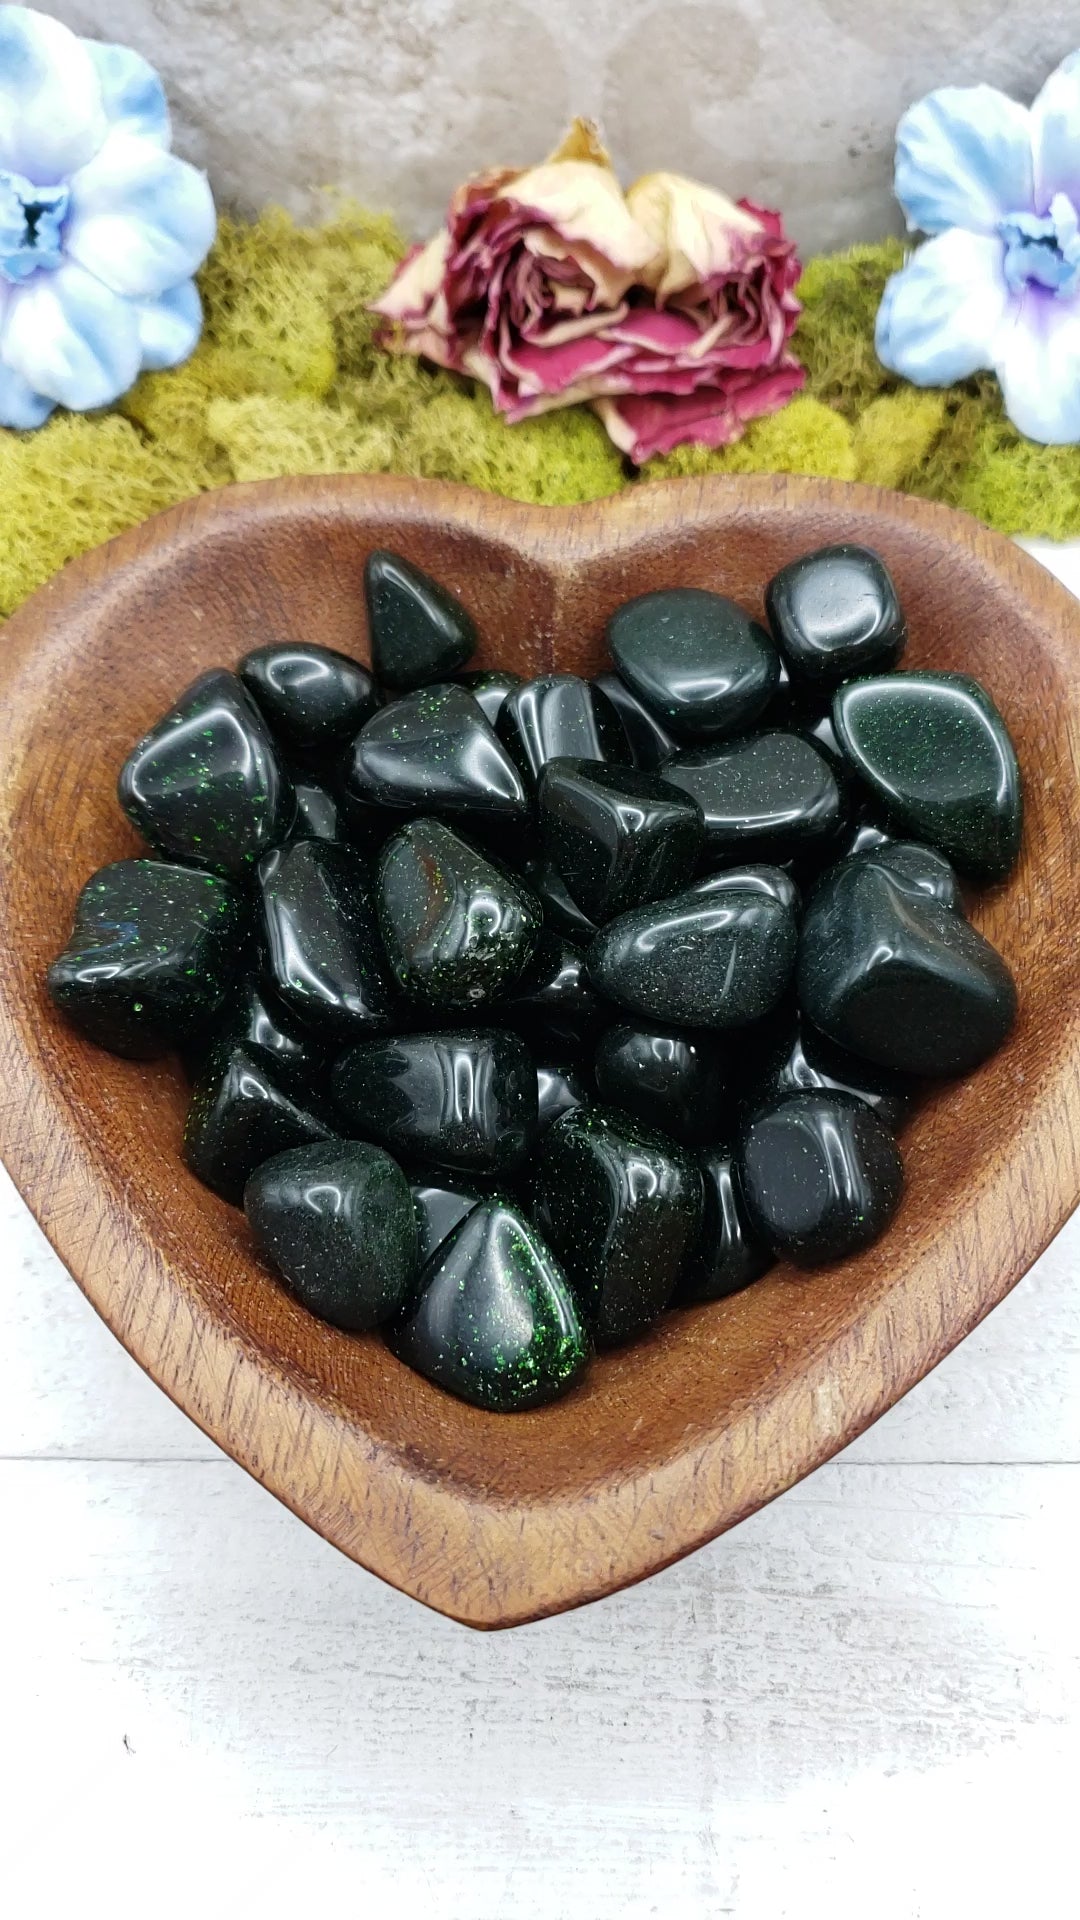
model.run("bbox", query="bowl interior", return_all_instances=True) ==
[2,473,1079,1627]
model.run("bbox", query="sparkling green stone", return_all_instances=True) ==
[244,1141,418,1331]
[259,838,395,1039]
[332,1028,538,1174]
[607,587,780,740]
[387,1197,589,1411]
[538,758,704,923]
[184,1043,336,1203]
[239,642,378,755]
[377,817,541,1008]
[365,549,477,691]
[765,543,906,689]
[661,730,845,863]
[346,683,528,821]
[737,1090,904,1267]
[587,884,797,1029]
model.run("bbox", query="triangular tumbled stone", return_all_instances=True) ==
[345,684,528,820]
[377,817,541,1008]
[365,549,477,690]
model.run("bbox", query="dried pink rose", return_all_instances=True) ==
[372,125,805,464]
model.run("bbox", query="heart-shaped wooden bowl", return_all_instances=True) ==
[2,472,1080,1628]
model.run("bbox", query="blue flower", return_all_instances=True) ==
[876,49,1080,444]
[0,7,214,429]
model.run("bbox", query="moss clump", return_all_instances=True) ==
[645,396,856,484]
[794,239,907,417]
[853,390,949,491]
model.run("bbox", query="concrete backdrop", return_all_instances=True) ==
[52,2,1080,253]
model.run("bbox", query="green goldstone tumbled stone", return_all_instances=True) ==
[365,549,477,690]
[346,683,528,821]
[538,758,704,923]
[244,1141,418,1331]
[661,730,845,863]
[184,1043,336,1204]
[410,1178,484,1265]
[259,838,394,1039]
[377,817,541,1008]
[738,1090,904,1267]
[765,544,907,689]
[332,1028,538,1173]
[47,859,249,1059]
[608,587,780,740]
[118,669,295,877]
[387,1198,589,1411]
[531,1104,703,1346]
[831,672,1022,881]
[587,884,797,1029]
[239,642,378,755]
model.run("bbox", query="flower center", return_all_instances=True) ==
[999,190,1080,298]
[0,167,69,284]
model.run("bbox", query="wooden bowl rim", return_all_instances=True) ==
[2,470,1079,1629]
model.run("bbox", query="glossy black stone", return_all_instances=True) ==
[737,1090,904,1266]
[387,1198,589,1411]
[183,1043,336,1204]
[691,863,801,916]
[594,1021,728,1147]
[539,759,704,923]
[532,1105,703,1346]
[118,669,295,877]
[497,932,598,1046]
[674,1149,772,1303]
[244,1141,418,1331]
[661,730,845,863]
[523,855,598,944]
[47,859,249,1059]
[410,1179,483,1265]
[536,1061,589,1131]
[739,1008,915,1132]
[377,818,540,1010]
[332,1028,537,1173]
[588,885,797,1029]
[364,549,477,690]
[592,670,677,770]
[832,672,1022,881]
[495,674,629,790]
[346,683,529,821]
[291,780,342,843]
[455,668,523,727]
[187,977,330,1096]
[847,839,962,914]
[608,587,780,741]
[239,643,378,754]
[798,855,1017,1075]
[765,544,906,689]
[258,839,394,1039]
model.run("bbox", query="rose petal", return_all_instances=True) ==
[875,228,1016,385]
[65,129,216,300]
[893,85,1034,237]
[500,162,659,279]
[0,6,107,183]
[371,230,451,323]
[996,286,1080,442]
[87,39,170,147]
[596,361,804,463]
[626,171,764,298]
[2,258,140,409]
[136,278,203,371]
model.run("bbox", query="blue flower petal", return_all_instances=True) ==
[0,357,56,429]
[87,40,171,148]
[996,288,1080,443]
[895,85,1034,237]
[1030,48,1080,214]
[875,229,1017,386]
[2,260,141,410]
[66,129,216,300]
[0,6,106,184]
[136,279,203,371]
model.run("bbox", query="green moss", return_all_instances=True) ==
[0,209,1074,622]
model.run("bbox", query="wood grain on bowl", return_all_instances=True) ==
[1,473,1078,1630]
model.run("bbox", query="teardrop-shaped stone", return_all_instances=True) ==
[259,839,394,1039]
[588,885,797,1029]
[387,1198,589,1411]
[48,859,250,1059]
[184,1044,336,1204]
[496,674,629,790]
[594,1021,729,1146]
[332,1028,537,1173]
[364,549,477,690]
[608,587,780,740]
[377,817,541,1009]
[531,1105,703,1346]
[410,1178,483,1265]
[738,1090,904,1266]
[346,683,528,821]
[456,668,523,727]
[118,669,295,877]
[674,1149,772,1303]
[797,856,1017,1075]
[738,1007,915,1131]
[536,1061,588,1131]
[832,672,1022,881]
[592,670,677,769]
[661,730,845,863]
[765,544,906,689]
[239,642,378,754]
[539,759,704,922]
[498,931,598,1048]
[245,1141,418,1330]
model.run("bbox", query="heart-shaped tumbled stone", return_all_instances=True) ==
[797,854,1017,1075]
[661,730,845,863]
[765,544,906,689]
[607,587,779,740]
[245,1140,418,1331]
[377,817,541,1009]
[364,550,477,690]
[588,884,797,1029]
[531,1105,703,1346]
[258,839,394,1039]
[539,759,704,923]
[48,859,250,1060]
[240,642,378,755]
[346,684,528,821]
[118,669,295,877]
[496,673,629,789]
[738,1089,904,1266]
[332,1028,537,1173]
[387,1197,589,1411]
[832,671,1022,881]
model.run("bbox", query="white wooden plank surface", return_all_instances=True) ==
[3,538,1078,1919]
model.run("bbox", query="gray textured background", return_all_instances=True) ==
[52,2,1080,252]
